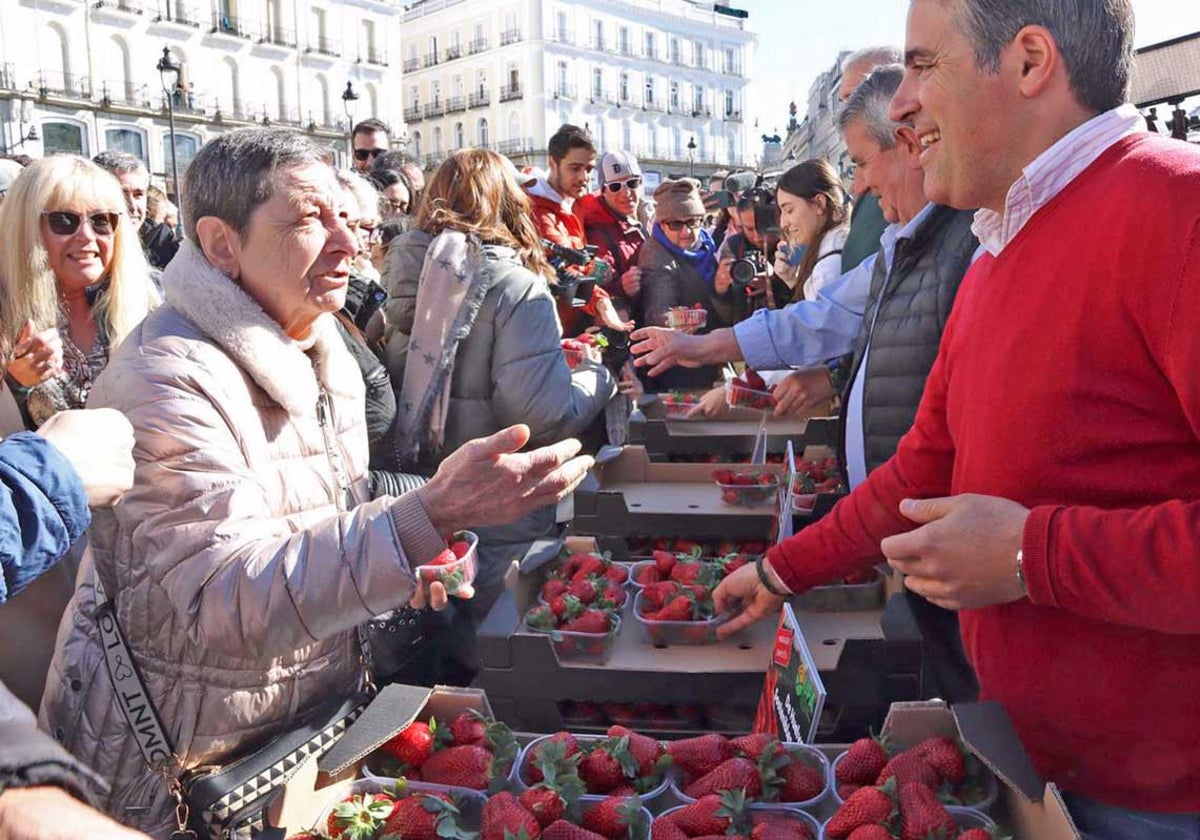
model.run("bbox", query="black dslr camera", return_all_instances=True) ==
[729,176,781,292]
[542,240,612,307]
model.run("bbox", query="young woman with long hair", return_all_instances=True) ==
[773,158,850,303]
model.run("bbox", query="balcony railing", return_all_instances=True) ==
[152,2,204,27]
[725,109,742,122]
[469,37,488,54]
[363,48,387,66]
[258,26,297,48]
[423,52,439,67]
[554,29,574,44]
[589,89,618,106]
[423,101,445,117]
[93,0,144,14]
[468,90,490,108]
[445,44,462,61]
[404,105,422,122]
[643,99,664,113]
[554,84,576,100]
[723,62,742,77]
[37,71,92,100]
[99,79,148,107]
[307,36,341,57]
[500,28,521,46]
[423,152,446,168]
[671,53,685,66]
[446,95,466,113]
[496,137,533,155]
[211,14,252,38]
[403,57,419,72]
[499,83,522,101]
[588,38,607,53]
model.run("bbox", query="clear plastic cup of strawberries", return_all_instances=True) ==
[415,530,478,599]
[712,469,781,507]
[665,304,708,333]
[724,369,777,411]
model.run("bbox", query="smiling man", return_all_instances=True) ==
[712,0,1200,833]
[576,150,648,316]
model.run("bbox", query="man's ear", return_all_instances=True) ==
[1010,24,1058,99]
[895,126,924,171]
[194,216,241,279]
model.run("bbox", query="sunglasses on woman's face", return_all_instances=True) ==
[605,177,642,193]
[42,210,121,237]
[662,217,703,232]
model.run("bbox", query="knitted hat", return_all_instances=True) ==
[653,178,704,221]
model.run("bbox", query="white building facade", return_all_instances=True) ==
[398,0,756,182]
[782,50,851,182]
[0,0,404,189]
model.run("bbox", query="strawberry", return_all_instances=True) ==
[672,791,747,836]
[604,566,629,584]
[581,794,642,840]
[837,783,863,801]
[427,548,457,566]
[711,469,736,485]
[482,792,542,840]
[579,748,626,794]
[420,744,492,789]
[326,793,393,840]
[876,753,939,791]
[542,820,608,840]
[572,555,606,581]
[527,605,556,630]
[955,830,995,840]
[749,814,815,840]
[683,757,763,799]
[650,816,690,840]
[730,734,784,762]
[525,733,581,784]
[836,739,889,787]
[911,736,965,785]
[567,578,599,604]
[635,565,664,585]
[449,710,488,746]
[825,785,896,839]
[897,782,955,840]
[606,726,664,777]
[598,586,627,609]
[449,539,472,559]
[520,786,569,828]
[844,827,893,840]
[670,562,713,586]
[653,550,678,577]
[562,609,612,634]
[777,759,825,803]
[380,793,463,840]
[650,597,695,622]
[642,581,681,609]
[381,720,438,768]
[542,579,570,602]
[550,595,571,618]
[666,734,735,780]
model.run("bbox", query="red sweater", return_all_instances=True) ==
[528,190,612,337]
[769,133,1200,812]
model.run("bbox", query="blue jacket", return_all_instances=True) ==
[0,432,90,604]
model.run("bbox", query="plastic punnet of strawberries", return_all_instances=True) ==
[650,791,818,840]
[525,602,620,664]
[725,370,776,411]
[825,735,997,839]
[660,391,703,419]
[712,470,780,508]
[375,710,519,793]
[632,547,746,589]
[665,734,827,807]
[633,584,725,645]
[315,781,476,840]
[539,553,630,611]
[485,787,648,840]
[415,531,479,598]
[524,727,669,797]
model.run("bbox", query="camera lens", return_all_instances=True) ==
[730,258,757,286]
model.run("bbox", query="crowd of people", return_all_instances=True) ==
[0,0,1197,837]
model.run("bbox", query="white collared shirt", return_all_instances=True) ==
[973,103,1144,257]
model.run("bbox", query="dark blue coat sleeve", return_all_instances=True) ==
[0,432,90,605]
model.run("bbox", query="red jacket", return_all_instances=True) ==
[575,193,647,297]
[767,134,1200,813]
[527,181,611,336]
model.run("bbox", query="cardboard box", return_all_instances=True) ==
[630,396,838,459]
[267,684,496,835]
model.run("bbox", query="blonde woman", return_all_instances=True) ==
[0,155,158,428]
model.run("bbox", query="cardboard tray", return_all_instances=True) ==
[631,396,839,457]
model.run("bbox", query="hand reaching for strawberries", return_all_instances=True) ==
[0,787,150,840]
[712,560,788,639]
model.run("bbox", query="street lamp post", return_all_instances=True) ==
[342,81,359,165]
[156,46,182,232]
[687,136,696,179]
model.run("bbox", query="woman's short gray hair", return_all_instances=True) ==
[182,128,329,242]
[838,64,906,150]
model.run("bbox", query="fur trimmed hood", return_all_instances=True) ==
[160,240,361,416]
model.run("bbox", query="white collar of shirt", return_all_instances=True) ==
[879,202,937,271]
[973,103,1143,256]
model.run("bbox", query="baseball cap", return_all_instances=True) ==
[599,150,642,184]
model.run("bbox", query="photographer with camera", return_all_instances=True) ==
[716,188,781,316]
[638,178,734,392]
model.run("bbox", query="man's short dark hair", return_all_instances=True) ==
[548,124,595,162]
[93,150,146,176]
[353,118,391,139]
[372,150,408,176]
[181,127,327,243]
[953,0,1134,113]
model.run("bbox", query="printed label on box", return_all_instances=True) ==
[753,603,826,744]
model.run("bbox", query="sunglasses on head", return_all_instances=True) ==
[662,217,703,232]
[43,210,120,237]
[354,148,386,162]
[605,177,642,193]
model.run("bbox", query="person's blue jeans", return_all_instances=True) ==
[1063,793,1200,840]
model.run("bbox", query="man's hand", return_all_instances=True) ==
[630,327,741,378]
[686,386,727,418]
[37,409,135,508]
[417,425,594,536]
[712,562,786,638]
[0,787,150,840]
[714,260,734,295]
[881,494,1031,611]
[617,362,643,398]
[7,321,63,388]
[772,369,835,419]
[620,266,642,298]
[595,296,634,333]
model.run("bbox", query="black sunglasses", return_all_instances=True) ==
[662,217,703,232]
[43,210,120,237]
[605,177,642,193]
[354,148,386,161]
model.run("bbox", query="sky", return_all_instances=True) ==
[746,0,1200,136]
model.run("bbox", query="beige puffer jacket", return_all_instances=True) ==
[40,242,435,836]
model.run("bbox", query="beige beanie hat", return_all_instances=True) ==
[653,178,705,221]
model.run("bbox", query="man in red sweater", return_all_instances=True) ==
[715,0,1200,832]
